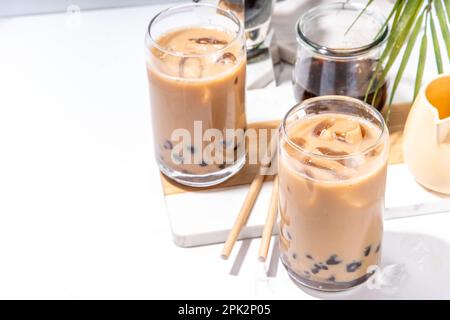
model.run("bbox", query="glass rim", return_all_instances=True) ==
[146,3,244,59]
[296,2,388,58]
[281,95,387,161]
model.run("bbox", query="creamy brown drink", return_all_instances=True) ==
[278,96,389,291]
[146,4,246,187]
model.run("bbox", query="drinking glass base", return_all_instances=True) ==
[158,155,246,188]
[281,258,372,292]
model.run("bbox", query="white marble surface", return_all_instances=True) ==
[0,1,449,299]
[168,80,450,247]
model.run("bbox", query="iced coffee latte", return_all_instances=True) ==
[146,4,246,186]
[278,96,389,291]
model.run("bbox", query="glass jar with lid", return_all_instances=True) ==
[293,2,388,111]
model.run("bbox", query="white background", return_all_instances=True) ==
[0,1,450,299]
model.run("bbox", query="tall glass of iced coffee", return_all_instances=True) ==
[278,96,389,291]
[146,4,246,187]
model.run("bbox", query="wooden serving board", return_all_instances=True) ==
[161,103,410,196]
[161,102,450,247]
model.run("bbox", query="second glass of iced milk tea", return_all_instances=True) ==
[146,4,246,187]
[278,96,389,291]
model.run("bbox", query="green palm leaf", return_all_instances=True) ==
[386,9,426,123]
[367,0,424,104]
[435,0,450,60]
[344,0,449,120]
[430,13,444,73]
[364,2,414,103]
[345,0,374,35]
[374,0,404,40]
[445,0,450,23]
[414,11,429,98]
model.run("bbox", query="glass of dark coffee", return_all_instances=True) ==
[293,2,388,111]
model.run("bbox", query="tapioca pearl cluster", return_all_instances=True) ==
[159,139,240,171]
[294,241,382,282]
